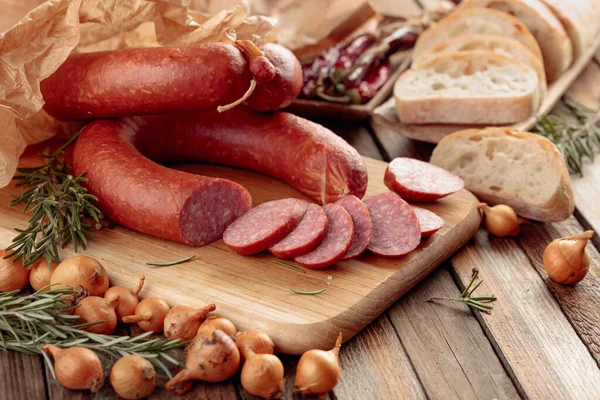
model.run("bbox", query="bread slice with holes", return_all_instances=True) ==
[416,34,547,98]
[412,8,543,63]
[430,127,574,222]
[456,0,572,81]
[394,51,540,125]
[540,0,600,59]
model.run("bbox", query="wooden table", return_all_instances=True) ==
[2,41,600,400]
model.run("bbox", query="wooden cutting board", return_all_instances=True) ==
[0,157,480,354]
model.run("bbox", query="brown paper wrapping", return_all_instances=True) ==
[0,0,373,188]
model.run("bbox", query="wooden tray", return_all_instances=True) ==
[287,54,411,121]
[371,37,600,143]
[0,157,480,354]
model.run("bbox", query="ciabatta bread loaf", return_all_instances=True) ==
[541,0,600,59]
[412,8,543,63]
[417,34,547,98]
[430,127,574,222]
[456,0,572,81]
[394,51,540,125]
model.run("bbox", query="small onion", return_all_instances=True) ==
[241,350,284,399]
[50,256,110,296]
[235,331,275,364]
[295,333,343,395]
[110,355,156,399]
[478,203,525,237]
[43,345,104,392]
[166,329,240,394]
[197,315,237,337]
[0,250,30,292]
[164,304,216,340]
[122,297,170,332]
[74,296,118,334]
[544,230,594,284]
[29,260,58,292]
[104,276,145,322]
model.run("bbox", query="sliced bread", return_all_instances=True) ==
[430,127,574,222]
[394,51,540,125]
[540,0,600,59]
[416,34,547,99]
[412,8,543,63]
[456,0,572,81]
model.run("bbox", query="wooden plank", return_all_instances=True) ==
[324,120,383,160]
[451,230,600,399]
[388,267,519,400]
[334,315,427,399]
[517,217,600,366]
[0,352,47,400]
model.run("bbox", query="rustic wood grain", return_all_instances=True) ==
[0,352,47,400]
[451,230,600,399]
[334,315,426,399]
[517,218,600,367]
[388,267,519,400]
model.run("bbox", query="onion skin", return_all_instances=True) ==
[122,297,170,332]
[166,329,241,394]
[241,350,284,399]
[235,331,275,364]
[50,256,109,296]
[0,250,30,292]
[163,304,216,340]
[197,315,237,337]
[29,260,58,292]
[74,296,118,334]
[478,203,522,237]
[543,231,593,284]
[104,276,145,322]
[110,355,156,399]
[295,333,343,395]
[43,345,105,392]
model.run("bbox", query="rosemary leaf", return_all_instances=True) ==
[145,255,196,267]
[271,260,305,273]
[288,287,327,295]
[428,268,497,314]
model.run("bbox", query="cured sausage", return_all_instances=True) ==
[73,107,365,245]
[125,107,368,204]
[245,43,303,111]
[335,195,372,260]
[223,199,308,255]
[364,193,421,257]
[412,207,444,237]
[269,203,328,259]
[40,42,301,120]
[73,121,252,246]
[384,158,464,201]
[295,204,354,269]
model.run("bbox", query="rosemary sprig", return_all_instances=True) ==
[0,287,187,378]
[145,255,196,267]
[534,98,600,176]
[427,268,497,314]
[4,133,101,267]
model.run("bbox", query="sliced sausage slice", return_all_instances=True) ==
[384,157,464,201]
[294,204,354,269]
[223,199,308,255]
[269,204,328,259]
[364,193,421,257]
[335,195,373,260]
[412,206,444,238]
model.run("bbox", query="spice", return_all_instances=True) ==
[145,255,196,267]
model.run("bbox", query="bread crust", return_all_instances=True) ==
[457,0,572,81]
[430,127,575,222]
[413,8,543,62]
